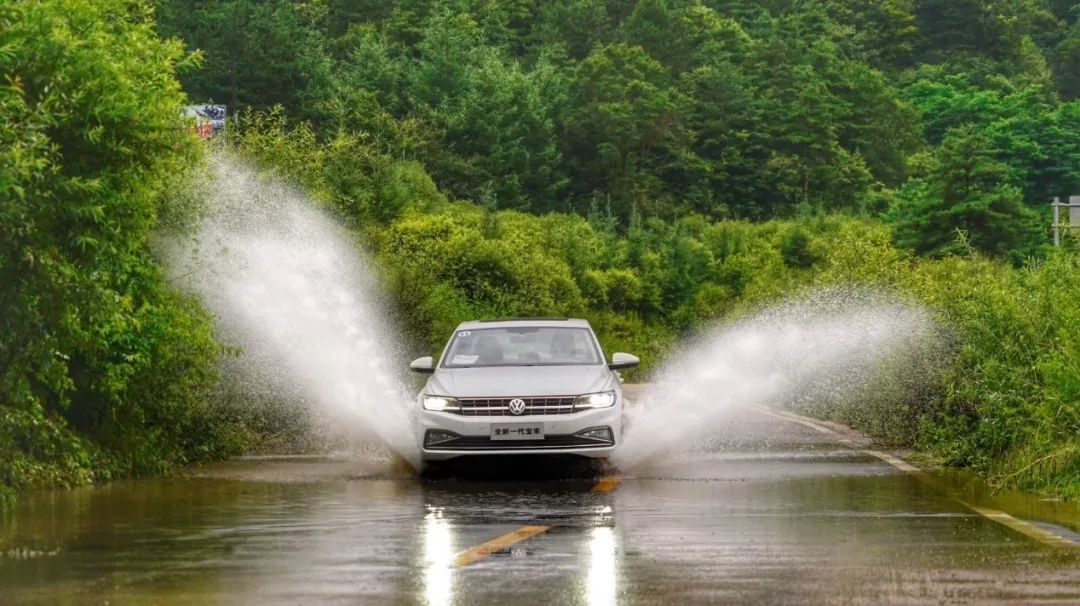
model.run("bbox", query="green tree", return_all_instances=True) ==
[905,77,1080,202]
[888,126,1042,261]
[820,0,919,71]
[1,0,242,487]
[743,10,873,213]
[1053,18,1080,98]
[532,0,615,60]
[621,0,748,74]
[461,0,538,56]
[324,0,393,38]
[407,12,567,209]
[913,0,1055,87]
[827,59,922,187]
[156,0,332,120]
[563,43,696,213]
[681,58,758,217]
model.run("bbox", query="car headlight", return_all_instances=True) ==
[423,395,460,412]
[575,390,616,410]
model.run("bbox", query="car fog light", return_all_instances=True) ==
[577,427,613,442]
[424,430,460,446]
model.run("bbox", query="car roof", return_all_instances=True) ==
[455,318,592,330]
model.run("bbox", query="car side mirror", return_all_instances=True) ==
[410,356,435,374]
[609,352,639,370]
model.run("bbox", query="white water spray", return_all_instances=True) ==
[615,292,935,469]
[164,157,419,468]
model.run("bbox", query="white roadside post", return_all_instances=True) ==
[1072,195,1080,237]
[1053,196,1060,247]
[1051,195,1080,247]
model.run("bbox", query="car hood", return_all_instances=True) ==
[427,365,613,398]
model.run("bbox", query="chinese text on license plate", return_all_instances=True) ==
[491,423,544,440]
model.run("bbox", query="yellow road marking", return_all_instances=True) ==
[961,502,1080,549]
[860,449,922,473]
[866,448,1078,547]
[754,407,1080,549]
[452,476,620,567]
[592,475,621,493]
[453,525,551,566]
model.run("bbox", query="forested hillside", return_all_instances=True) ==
[157,0,1080,260]
[3,0,1080,501]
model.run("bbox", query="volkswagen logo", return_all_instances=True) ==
[507,398,527,415]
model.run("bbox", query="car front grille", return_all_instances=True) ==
[456,396,577,416]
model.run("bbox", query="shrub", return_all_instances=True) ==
[1,0,251,492]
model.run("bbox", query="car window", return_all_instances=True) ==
[441,327,602,367]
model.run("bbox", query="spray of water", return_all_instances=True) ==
[614,291,936,469]
[163,157,419,468]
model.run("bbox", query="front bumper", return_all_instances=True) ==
[417,405,621,461]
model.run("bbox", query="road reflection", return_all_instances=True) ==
[417,471,618,605]
[422,507,454,606]
[586,526,617,606]
[3,451,1079,604]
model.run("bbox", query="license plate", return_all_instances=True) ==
[491,423,544,440]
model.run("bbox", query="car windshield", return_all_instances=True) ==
[441,327,602,368]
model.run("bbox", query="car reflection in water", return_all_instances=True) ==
[587,526,617,606]
[418,463,617,606]
[422,508,455,606]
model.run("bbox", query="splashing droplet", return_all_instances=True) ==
[163,157,419,469]
[615,290,936,469]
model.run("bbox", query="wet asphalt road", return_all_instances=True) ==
[3,397,1080,604]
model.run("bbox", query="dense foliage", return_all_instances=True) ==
[156,0,1080,259]
[4,0,1080,502]
[0,0,252,500]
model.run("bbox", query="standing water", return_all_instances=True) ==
[615,292,936,469]
[163,157,420,468]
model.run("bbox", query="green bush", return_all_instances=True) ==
[809,225,1080,498]
[0,0,251,493]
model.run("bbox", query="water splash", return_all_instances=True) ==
[163,157,419,468]
[614,290,936,469]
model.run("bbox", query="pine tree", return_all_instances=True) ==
[889,126,1042,262]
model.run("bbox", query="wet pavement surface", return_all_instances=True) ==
[3,400,1080,604]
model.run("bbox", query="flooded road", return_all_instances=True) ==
[3,400,1080,604]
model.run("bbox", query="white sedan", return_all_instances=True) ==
[409,318,638,467]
